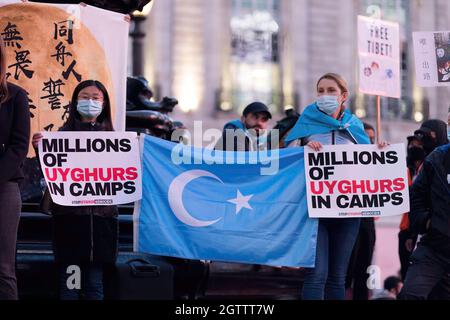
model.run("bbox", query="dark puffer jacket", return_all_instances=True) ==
[409,144,450,257]
[51,119,118,264]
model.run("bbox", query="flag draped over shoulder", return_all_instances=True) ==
[135,135,318,267]
[285,103,370,145]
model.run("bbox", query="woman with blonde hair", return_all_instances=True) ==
[0,37,31,300]
[285,73,385,300]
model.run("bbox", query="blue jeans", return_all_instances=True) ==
[59,263,104,300]
[302,218,361,300]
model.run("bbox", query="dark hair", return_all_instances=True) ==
[64,80,114,131]
[384,276,402,291]
[363,122,375,131]
[0,37,9,105]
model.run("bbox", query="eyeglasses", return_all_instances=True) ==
[78,95,103,102]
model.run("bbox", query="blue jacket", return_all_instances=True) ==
[224,119,246,131]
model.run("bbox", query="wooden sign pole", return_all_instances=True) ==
[376,95,381,144]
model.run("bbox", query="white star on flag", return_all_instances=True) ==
[227,190,253,215]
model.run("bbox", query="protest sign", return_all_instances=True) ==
[38,132,142,206]
[0,1,129,155]
[413,31,450,87]
[358,15,401,98]
[304,144,409,218]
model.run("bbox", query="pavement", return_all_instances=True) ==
[203,215,404,300]
[373,215,403,286]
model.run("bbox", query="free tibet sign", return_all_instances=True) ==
[304,144,409,218]
[358,15,401,98]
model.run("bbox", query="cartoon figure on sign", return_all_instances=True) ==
[385,68,394,79]
[436,47,445,59]
[363,62,380,78]
[434,32,450,83]
[371,62,380,71]
[438,61,450,82]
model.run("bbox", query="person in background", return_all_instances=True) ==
[398,139,449,300]
[32,80,118,300]
[215,102,272,151]
[363,122,375,144]
[370,276,403,300]
[398,135,422,281]
[285,73,387,300]
[398,119,448,281]
[345,122,377,300]
[0,37,31,300]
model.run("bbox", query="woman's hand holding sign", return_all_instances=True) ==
[377,141,390,149]
[32,132,43,150]
[307,141,323,151]
[308,140,389,152]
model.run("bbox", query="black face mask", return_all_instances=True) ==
[422,135,438,155]
[407,146,426,167]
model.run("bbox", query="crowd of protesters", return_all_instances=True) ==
[1,31,449,300]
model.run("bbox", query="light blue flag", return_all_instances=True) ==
[135,135,318,267]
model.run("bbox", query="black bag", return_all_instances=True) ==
[165,257,210,299]
[38,187,53,215]
[16,250,59,300]
[105,252,174,300]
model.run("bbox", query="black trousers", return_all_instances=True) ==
[345,218,376,300]
[0,182,21,300]
[398,230,418,281]
[398,243,450,300]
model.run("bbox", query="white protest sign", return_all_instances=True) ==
[413,31,450,87]
[304,144,409,218]
[38,132,142,206]
[358,15,401,98]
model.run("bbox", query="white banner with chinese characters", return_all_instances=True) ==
[0,1,129,156]
[413,31,450,87]
[38,132,142,206]
[304,144,409,218]
[357,15,401,98]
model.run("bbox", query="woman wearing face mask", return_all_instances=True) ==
[285,73,385,300]
[32,80,118,300]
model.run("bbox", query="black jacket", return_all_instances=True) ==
[47,119,118,219]
[50,118,118,264]
[409,144,450,256]
[0,82,30,184]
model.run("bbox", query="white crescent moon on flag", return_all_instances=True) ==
[168,170,223,227]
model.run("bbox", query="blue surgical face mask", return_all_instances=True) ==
[316,95,340,116]
[77,99,103,120]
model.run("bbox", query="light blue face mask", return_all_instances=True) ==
[77,99,103,120]
[316,95,340,116]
